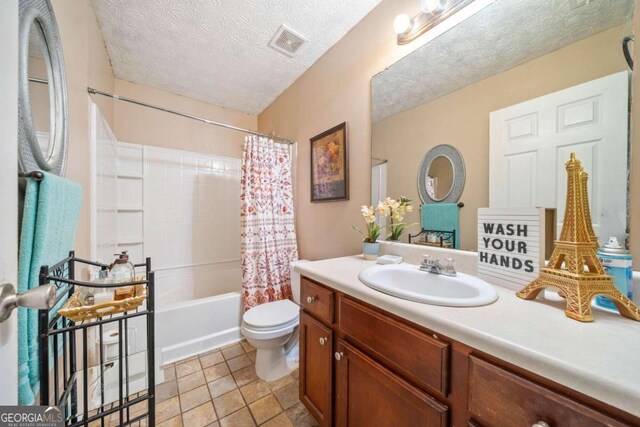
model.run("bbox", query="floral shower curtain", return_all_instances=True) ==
[241,135,298,311]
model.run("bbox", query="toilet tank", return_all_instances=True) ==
[290,260,309,304]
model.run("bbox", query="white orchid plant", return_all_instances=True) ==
[352,205,383,243]
[353,196,415,243]
[379,196,415,241]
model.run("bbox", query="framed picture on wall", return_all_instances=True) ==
[310,122,348,202]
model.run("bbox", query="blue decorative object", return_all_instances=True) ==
[362,242,380,260]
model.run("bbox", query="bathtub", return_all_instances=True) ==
[155,291,244,366]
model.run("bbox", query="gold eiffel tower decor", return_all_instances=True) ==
[516,153,640,322]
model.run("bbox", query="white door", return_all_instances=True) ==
[371,162,388,229]
[490,72,629,243]
[0,0,19,405]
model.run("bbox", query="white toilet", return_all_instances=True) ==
[241,260,307,381]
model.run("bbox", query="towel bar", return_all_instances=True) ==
[19,171,44,181]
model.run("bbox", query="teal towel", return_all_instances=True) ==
[18,172,82,405]
[421,203,460,248]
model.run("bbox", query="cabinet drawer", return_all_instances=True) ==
[468,356,631,427]
[338,296,449,396]
[301,277,334,325]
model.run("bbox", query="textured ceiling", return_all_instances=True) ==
[372,0,634,123]
[91,0,381,115]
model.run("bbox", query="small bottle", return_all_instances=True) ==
[79,266,109,305]
[595,237,633,310]
[91,266,114,305]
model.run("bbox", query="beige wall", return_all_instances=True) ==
[52,0,115,258]
[258,0,430,260]
[372,24,629,251]
[259,0,638,260]
[114,79,257,159]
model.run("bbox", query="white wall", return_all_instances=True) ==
[141,145,242,307]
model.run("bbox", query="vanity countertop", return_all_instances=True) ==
[295,255,640,417]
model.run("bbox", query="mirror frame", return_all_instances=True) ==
[18,0,68,176]
[418,144,466,204]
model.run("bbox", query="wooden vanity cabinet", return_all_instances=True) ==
[299,276,639,427]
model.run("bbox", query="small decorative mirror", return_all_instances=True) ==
[418,144,465,204]
[18,0,68,176]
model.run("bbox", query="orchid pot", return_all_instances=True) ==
[362,241,380,260]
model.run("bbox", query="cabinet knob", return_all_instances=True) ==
[319,337,328,346]
[532,421,551,427]
[306,296,315,304]
[334,351,344,361]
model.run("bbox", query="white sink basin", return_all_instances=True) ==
[358,264,498,307]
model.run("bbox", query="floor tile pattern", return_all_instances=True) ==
[156,341,318,427]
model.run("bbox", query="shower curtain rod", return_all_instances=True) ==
[87,87,296,145]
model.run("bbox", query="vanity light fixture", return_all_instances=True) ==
[396,0,496,45]
[422,0,444,14]
[393,13,412,35]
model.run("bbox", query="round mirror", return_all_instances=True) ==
[19,0,68,176]
[426,155,454,201]
[27,21,54,162]
[418,144,466,204]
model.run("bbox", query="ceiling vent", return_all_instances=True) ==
[269,25,308,57]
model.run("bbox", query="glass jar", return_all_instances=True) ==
[109,251,135,283]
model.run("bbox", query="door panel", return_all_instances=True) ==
[0,0,19,405]
[506,152,537,207]
[334,340,448,427]
[490,71,628,243]
[299,311,333,426]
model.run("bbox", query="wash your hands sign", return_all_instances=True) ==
[477,207,545,291]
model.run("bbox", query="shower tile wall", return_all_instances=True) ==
[142,145,242,307]
[116,143,145,265]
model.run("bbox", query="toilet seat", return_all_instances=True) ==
[243,299,299,330]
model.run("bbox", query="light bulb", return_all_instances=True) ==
[393,14,412,34]
[421,0,443,13]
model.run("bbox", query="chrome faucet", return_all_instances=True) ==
[420,255,457,277]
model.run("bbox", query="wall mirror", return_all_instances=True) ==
[19,0,69,176]
[371,0,634,251]
[418,144,465,204]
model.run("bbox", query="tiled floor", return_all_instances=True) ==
[156,340,318,427]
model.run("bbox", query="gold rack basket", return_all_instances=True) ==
[58,282,147,322]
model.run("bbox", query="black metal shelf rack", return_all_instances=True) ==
[408,228,456,248]
[38,252,155,426]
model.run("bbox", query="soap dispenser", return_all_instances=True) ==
[109,251,135,282]
[109,251,136,300]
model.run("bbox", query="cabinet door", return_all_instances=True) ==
[300,311,333,427]
[334,340,448,427]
